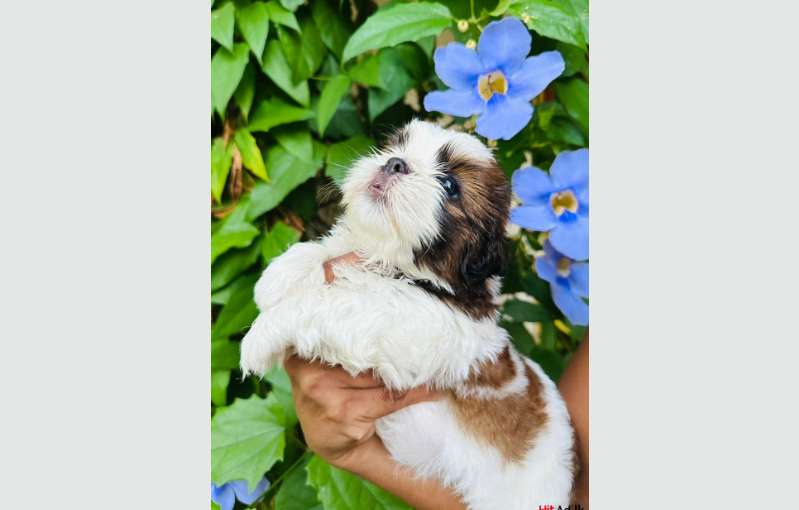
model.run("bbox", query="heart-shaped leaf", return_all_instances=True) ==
[212,396,286,490]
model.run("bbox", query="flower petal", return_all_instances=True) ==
[569,262,589,297]
[510,205,557,232]
[230,478,271,505]
[477,17,532,75]
[512,165,555,204]
[550,148,589,192]
[549,214,589,260]
[475,95,532,140]
[508,51,565,102]
[211,484,236,510]
[534,252,558,284]
[433,43,484,89]
[423,89,484,118]
[552,283,589,326]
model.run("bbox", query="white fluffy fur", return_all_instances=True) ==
[240,120,575,508]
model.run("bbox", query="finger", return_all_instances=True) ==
[363,385,445,420]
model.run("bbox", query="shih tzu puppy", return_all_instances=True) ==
[240,120,577,509]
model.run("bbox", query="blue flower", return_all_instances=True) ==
[510,148,588,260]
[211,477,270,510]
[423,17,564,140]
[536,241,588,326]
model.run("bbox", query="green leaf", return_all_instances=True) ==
[277,16,326,84]
[311,0,352,59]
[233,64,256,119]
[279,0,305,12]
[212,370,231,406]
[262,40,311,106]
[322,95,364,139]
[212,43,250,117]
[261,221,301,265]
[510,0,588,49]
[502,319,534,356]
[211,199,259,263]
[502,300,550,323]
[248,97,314,133]
[211,2,236,51]
[554,77,588,134]
[247,144,323,220]
[265,366,298,427]
[347,54,383,88]
[212,240,261,291]
[342,2,452,62]
[237,2,270,65]
[212,338,241,371]
[211,138,233,203]
[556,42,587,78]
[275,460,319,510]
[367,48,415,121]
[307,455,412,510]
[234,128,268,180]
[265,0,300,31]
[211,396,286,490]
[547,116,585,146]
[325,135,373,184]
[212,281,258,338]
[529,343,566,382]
[318,75,351,136]
[212,273,259,306]
[274,125,313,161]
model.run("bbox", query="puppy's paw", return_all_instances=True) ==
[239,314,288,377]
[254,242,329,310]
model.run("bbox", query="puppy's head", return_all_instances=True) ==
[340,120,510,315]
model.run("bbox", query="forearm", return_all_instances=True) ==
[343,438,466,510]
[558,336,589,506]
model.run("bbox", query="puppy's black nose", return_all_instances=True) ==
[382,157,409,175]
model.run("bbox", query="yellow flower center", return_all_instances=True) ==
[550,190,579,216]
[477,70,508,101]
[556,257,571,278]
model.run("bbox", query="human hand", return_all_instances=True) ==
[283,355,441,473]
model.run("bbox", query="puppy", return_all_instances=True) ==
[240,120,577,509]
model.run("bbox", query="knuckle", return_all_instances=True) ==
[298,374,321,396]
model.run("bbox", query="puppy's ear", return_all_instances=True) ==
[460,225,507,289]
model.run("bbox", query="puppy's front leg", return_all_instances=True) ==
[252,241,331,311]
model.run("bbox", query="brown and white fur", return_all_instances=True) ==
[240,120,577,509]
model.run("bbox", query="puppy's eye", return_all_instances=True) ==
[437,174,459,199]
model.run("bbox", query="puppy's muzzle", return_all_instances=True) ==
[369,157,408,197]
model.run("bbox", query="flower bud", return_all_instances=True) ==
[457,19,469,32]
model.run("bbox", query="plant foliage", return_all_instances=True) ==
[211,0,588,506]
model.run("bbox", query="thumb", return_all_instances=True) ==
[366,385,445,420]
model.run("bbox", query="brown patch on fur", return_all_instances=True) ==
[413,145,511,319]
[451,360,549,463]
[464,346,515,389]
